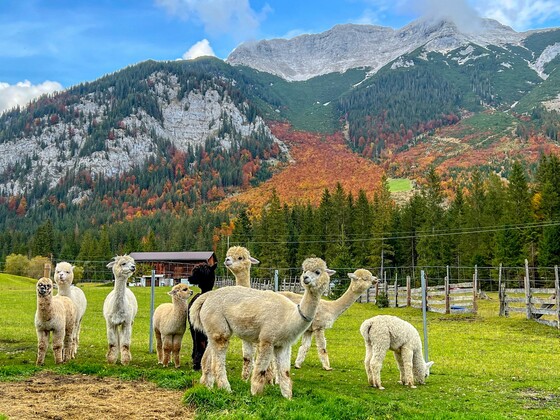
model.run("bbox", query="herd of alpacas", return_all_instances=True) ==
[34,247,434,399]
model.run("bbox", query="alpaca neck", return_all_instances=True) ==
[329,285,364,319]
[37,295,53,320]
[57,281,71,296]
[298,287,322,323]
[113,275,128,303]
[173,296,189,315]
[199,282,215,293]
[234,271,251,287]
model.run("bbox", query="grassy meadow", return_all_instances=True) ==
[1,273,560,419]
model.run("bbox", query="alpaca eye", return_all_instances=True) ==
[238,257,243,260]
[315,270,321,275]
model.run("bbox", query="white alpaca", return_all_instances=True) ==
[35,277,77,365]
[54,261,87,358]
[360,315,434,389]
[190,257,335,399]
[224,246,261,380]
[154,283,193,368]
[280,268,377,370]
[103,255,138,365]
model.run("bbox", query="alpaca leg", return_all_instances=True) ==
[250,341,274,396]
[369,349,386,390]
[400,347,415,388]
[36,330,49,366]
[191,327,206,371]
[120,323,133,365]
[62,326,74,362]
[241,340,254,380]
[155,329,163,364]
[275,346,293,399]
[363,344,374,386]
[314,329,332,371]
[294,330,313,369]
[162,335,173,367]
[52,330,64,364]
[199,342,215,388]
[106,325,119,364]
[394,350,406,384]
[172,334,182,368]
[213,338,231,392]
[72,319,81,358]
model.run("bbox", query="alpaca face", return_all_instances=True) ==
[224,246,259,275]
[54,262,74,286]
[37,277,53,297]
[300,258,335,293]
[189,263,217,286]
[347,269,377,293]
[107,255,136,279]
[168,283,193,300]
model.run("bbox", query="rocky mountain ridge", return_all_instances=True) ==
[227,17,553,81]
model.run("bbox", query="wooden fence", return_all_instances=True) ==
[499,262,560,328]
[357,274,478,314]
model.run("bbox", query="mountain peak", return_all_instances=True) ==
[226,17,525,81]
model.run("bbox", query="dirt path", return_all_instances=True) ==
[0,372,193,419]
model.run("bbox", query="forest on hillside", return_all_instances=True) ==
[2,154,560,287]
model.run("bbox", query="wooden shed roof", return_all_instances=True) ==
[129,251,216,262]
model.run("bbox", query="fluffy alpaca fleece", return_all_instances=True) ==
[186,262,217,370]
[360,315,434,389]
[280,268,377,370]
[190,257,335,399]
[54,262,87,358]
[153,283,193,368]
[224,246,260,380]
[103,255,138,365]
[35,277,77,365]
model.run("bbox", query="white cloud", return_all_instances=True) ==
[472,0,560,31]
[181,39,216,59]
[155,0,271,40]
[0,80,63,114]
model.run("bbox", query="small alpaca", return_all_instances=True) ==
[35,277,77,365]
[103,255,138,365]
[54,261,87,358]
[360,315,434,389]
[280,268,377,370]
[186,262,218,370]
[224,246,260,380]
[190,257,335,399]
[154,283,193,368]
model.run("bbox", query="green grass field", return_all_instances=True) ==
[388,178,413,193]
[1,273,560,419]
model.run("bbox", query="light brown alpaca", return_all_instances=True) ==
[153,283,193,368]
[103,255,138,365]
[190,257,335,399]
[35,277,77,365]
[224,246,260,380]
[280,268,377,370]
[54,261,87,358]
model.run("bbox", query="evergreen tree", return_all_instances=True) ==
[31,219,54,257]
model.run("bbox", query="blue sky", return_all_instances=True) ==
[1,0,560,113]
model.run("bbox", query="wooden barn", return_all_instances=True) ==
[129,251,217,286]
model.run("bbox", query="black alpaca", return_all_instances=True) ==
[187,262,217,370]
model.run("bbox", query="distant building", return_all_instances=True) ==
[129,251,217,286]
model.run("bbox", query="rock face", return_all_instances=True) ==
[0,72,285,196]
[226,17,533,81]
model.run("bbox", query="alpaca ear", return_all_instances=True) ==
[210,263,218,271]
[347,273,357,280]
[426,361,434,371]
[326,269,336,276]
[167,290,174,296]
[106,261,115,269]
[249,257,260,264]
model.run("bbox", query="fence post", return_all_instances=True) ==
[498,263,505,317]
[149,269,155,353]
[473,265,478,314]
[555,265,559,329]
[445,265,450,314]
[406,275,411,307]
[274,270,279,292]
[394,273,398,308]
[43,263,51,278]
[524,259,532,320]
[421,270,429,362]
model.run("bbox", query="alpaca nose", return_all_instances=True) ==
[303,275,310,284]
[131,265,136,272]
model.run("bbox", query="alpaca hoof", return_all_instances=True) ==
[294,365,301,369]
[323,366,333,371]
[410,385,417,389]
[193,364,201,371]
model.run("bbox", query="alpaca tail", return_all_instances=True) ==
[188,292,209,333]
[360,320,374,346]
